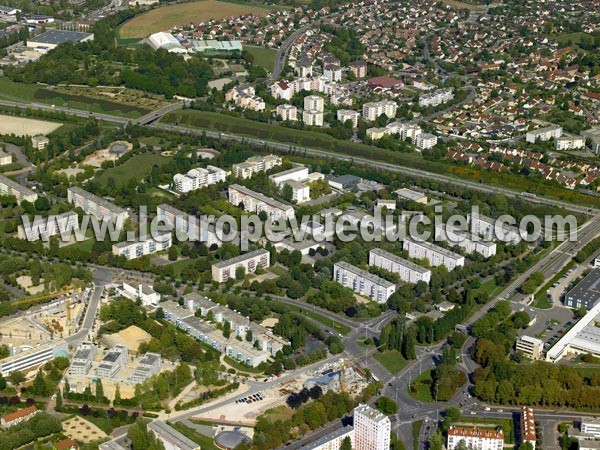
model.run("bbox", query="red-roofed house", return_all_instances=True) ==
[55,438,79,450]
[447,426,504,450]
[1,406,38,428]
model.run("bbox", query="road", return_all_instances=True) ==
[267,24,314,82]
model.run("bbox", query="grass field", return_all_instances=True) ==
[119,0,273,39]
[0,78,41,100]
[169,422,220,450]
[374,350,409,374]
[412,420,423,450]
[440,0,485,11]
[245,46,277,72]
[94,152,169,185]
[289,305,352,335]
[409,369,434,402]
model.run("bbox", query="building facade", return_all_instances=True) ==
[67,187,129,226]
[435,224,497,258]
[211,248,271,283]
[369,248,431,284]
[515,335,544,360]
[333,261,396,303]
[173,166,227,193]
[228,184,295,220]
[112,233,172,260]
[447,427,503,450]
[362,100,397,121]
[404,238,465,270]
[0,174,38,204]
[276,104,298,121]
[353,404,390,450]
[232,154,282,179]
[17,211,78,242]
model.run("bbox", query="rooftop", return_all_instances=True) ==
[229,184,294,212]
[565,268,600,308]
[68,187,127,216]
[147,421,199,450]
[370,248,430,274]
[335,261,395,288]
[29,29,92,45]
[2,405,37,423]
[300,426,353,449]
[404,237,464,261]
[213,248,269,269]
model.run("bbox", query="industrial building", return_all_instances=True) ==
[27,30,93,50]
[0,174,38,204]
[329,174,362,191]
[546,301,600,362]
[403,238,465,270]
[228,184,295,220]
[96,345,128,379]
[269,166,309,185]
[112,232,172,260]
[369,248,431,284]
[67,187,129,227]
[211,248,271,283]
[147,32,186,53]
[563,269,600,310]
[333,261,396,303]
[190,39,242,54]
[394,188,428,204]
[435,224,497,258]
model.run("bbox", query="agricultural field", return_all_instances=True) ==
[119,0,274,39]
[0,114,62,136]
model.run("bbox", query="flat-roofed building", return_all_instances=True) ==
[276,104,298,121]
[362,100,397,121]
[300,426,354,450]
[526,125,562,143]
[516,335,544,360]
[0,174,38,204]
[130,353,161,384]
[173,165,227,193]
[581,416,600,438]
[212,248,270,283]
[112,232,172,260]
[419,88,453,107]
[404,238,465,270]
[555,136,585,150]
[69,341,96,376]
[269,166,309,185]
[337,110,360,128]
[354,404,390,450]
[435,224,497,258]
[580,440,600,450]
[228,184,294,220]
[96,345,128,379]
[304,95,324,112]
[118,282,160,307]
[520,407,537,449]
[226,340,269,367]
[31,135,49,150]
[333,261,396,303]
[0,341,67,376]
[303,110,324,126]
[329,174,361,191]
[28,29,93,50]
[564,269,600,310]
[369,248,431,284]
[232,154,282,179]
[546,301,600,362]
[156,204,220,247]
[447,426,503,450]
[18,211,78,242]
[394,188,427,204]
[415,133,438,150]
[0,151,12,166]
[148,420,200,450]
[68,187,128,227]
[468,212,521,245]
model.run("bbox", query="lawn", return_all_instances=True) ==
[224,355,265,374]
[261,405,295,423]
[440,0,485,10]
[94,152,169,185]
[245,46,277,72]
[268,265,288,277]
[167,259,195,276]
[0,78,41,100]
[374,350,409,374]
[169,422,220,450]
[119,0,274,39]
[412,420,423,450]
[289,305,352,335]
[409,369,434,402]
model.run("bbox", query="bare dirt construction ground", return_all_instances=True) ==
[0,115,62,136]
[103,325,152,354]
[0,316,50,348]
[62,416,107,443]
[119,0,273,39]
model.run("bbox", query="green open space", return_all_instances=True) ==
[374,350,410,374]
[412,420,423,450]
[94,152,169,185]
[245,46,277,72]
[224,355,265,374]
[455,416,514,444]
[288,304,352,335]
[162,109,600,208]
[409,369,434,402]
[169,421,220,450]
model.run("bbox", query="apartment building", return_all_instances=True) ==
[17,211,78,241]
[96,345,128,379]
[555,136,585,150]
[337,110,360,128]
[112,232,172,260]
[515,335,544,360]
[362,100,397,121]
[130,353,161,384]
[0,174,38,204]
[354,404,391,450]
[304,95,324,112]
[271,81,294,100]
[323,64,342,82]
[404,238,465,270]
[211,248,271,283]
[301,426,354,450]
[525,125,563,143]
[303,110,324,126]
[172,166,227,193]
[349,60,367,78]
[333,261,396,303]
[435,224,497,258]
[447,427,503,450]
[31,135,49,150]
[228,184,294,220]
[67,187,129,226]
[283,180,310,203]
[369,248,431,284]
[276,104,298,121]
[0,341,68,376]
[226,85,265,111]
[520,407,537,449]
[118,282,160,307]
[415,132,438,150]
[69,341,96,376]
[418,88,453,107]
[156,204,220,247]
[1,406,38,428]
[468,213,521,245]
[232,154,282,179]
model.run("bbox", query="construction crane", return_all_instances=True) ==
[340,345,381,393]
[13,289,71,307]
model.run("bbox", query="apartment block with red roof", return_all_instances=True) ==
[447,426,504,450]
[1,405,38,428]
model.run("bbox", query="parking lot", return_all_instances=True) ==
[235,391,265,405]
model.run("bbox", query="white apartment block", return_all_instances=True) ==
[157,204,220,247]
[369,248,431,284]
[31,135,49,150]
[112,232,172,260]
[173,166,227,193]
[333,261,396,303]
[367,122,422,142]
[435,224,497,258]
[226,85,265,111]
[96,345,128,379]
[581,417,600,438]
[0,151,12,166]
[447,427,503,450]
[402,124,423,141]
[404,238,465,270]
[228,184,295,220]
[130,353,161,384]
[415,133,438,150]
[362,101,397,121]
[211,248,270,283]
[284,180,310,203]
[303,110,324,126]
[271,81,294,100]
[468,213,522,245]
[304,95,324,112]
[69,341,96,376]
[302,426,354,450]
[337,109,360,128]
[0,174,38,204]
[419,88,454,107]
[0,341,68,376]
[18,211,78,241]
[526,125,562,143]
[555,136,585,150]
[276,104,298,121]
[269,166,309,185]
[67,187,129,227]
[232,154,282,179]
[354,404,390,450]
[118,282,160,307]
[323,64,342,82]
[515,335,544,360]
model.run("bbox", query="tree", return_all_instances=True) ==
[114,383,121,404]
[236,266,246,280]
[281,183,294,202]
[376,396,398,415]
[55,387,62,409]
[168,246,179,261]
[8,370,25,386]
[95,378,104,400]
[340,436,353,450]
[31,370,47,396]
